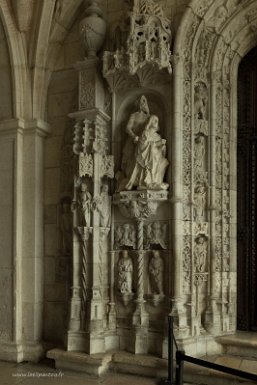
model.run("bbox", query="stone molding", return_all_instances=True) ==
[173,0,257,336]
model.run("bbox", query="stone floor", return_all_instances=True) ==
[1,355,257,385]
[3,332,257,385]
[0,359,159,385]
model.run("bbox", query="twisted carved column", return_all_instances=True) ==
[108,251,117,331]
[137,219,144,250]
[77,227,91,331]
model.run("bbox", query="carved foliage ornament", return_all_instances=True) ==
[100,155,114,179]
[79,71,95,110]
[79,153,93,177]
[114,190,168,220]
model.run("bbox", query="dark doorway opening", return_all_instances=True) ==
[237,46,257,331]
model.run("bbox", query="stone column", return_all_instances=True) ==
[170,54,188,334]
[204,76,220,333]
[0,119,49,362]
[22,120,50,360]
[130,249,149,354]
[107,251,117,331]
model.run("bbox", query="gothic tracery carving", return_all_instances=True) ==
[103,0,172,79]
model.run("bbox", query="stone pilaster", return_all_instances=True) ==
[67,58,113,354]
[0,118,49,362]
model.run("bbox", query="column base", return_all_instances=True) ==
[204,308,221,335]
[128,328,149,354]
[0,341,44,363]
[67,330,105,354]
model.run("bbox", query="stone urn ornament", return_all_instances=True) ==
[80,0,106,58]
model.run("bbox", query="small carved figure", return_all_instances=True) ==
[194,83,207,120]
[94,184,111,227]
[114,226,123,249]
[151,222,166,248]
[60,200,72,255]
[113,48,125,69]
[79,182,92,227]
[117,250,133,294]
[122,224,136,248]
[149,250,164,295]
[194,236,207,272]
[114,224,136,249]
[194,185,206,222]
[145,221,168,249]
[123,115,169,190]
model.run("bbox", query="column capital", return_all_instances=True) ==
[0,118,51,137]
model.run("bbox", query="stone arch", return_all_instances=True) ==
[173,0,257,339]
[32,0,83,119]
[0,1,29,118]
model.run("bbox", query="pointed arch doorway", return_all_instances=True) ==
[237,46,257,331]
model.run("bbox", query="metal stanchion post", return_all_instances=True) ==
[159,315,174,385]
[175,350,185,385]
[168,315,173,382]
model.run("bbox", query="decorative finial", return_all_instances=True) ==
[80,0,106,58]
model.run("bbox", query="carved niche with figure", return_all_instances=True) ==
[116,95,169,192]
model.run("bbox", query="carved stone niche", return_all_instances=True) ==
[103,0,172,81]
[115,94,170,194]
